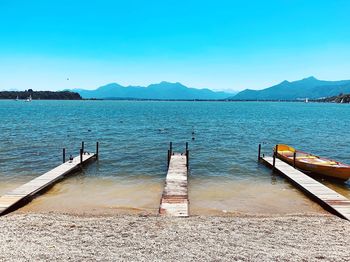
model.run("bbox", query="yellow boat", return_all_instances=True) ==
[275,144,350,181]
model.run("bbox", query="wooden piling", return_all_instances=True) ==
[96,142,99,159]
[81,141,84,153]
[258,144,261,161]
[80,148,83,164]
[272,144,278,171]
[167,149,171,167]
[63,148,66,163]
[293,152,296,168]
[272,148,276,171]
[186,143,189,168]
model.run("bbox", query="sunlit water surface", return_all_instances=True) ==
[1,100,349,215]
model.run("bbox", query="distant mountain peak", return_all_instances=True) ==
[158,81,171,85]
[156,81,184,86]
[280,80,290,84]
[302,76,318,81]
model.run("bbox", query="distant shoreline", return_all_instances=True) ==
[1,97,349,103]
[82,98,313,102]
[0,90,82,100]
[88,98,347,103]
[0,98,306,102]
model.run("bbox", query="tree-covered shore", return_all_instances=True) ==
[0,90,82,100]
[316,93,350,103]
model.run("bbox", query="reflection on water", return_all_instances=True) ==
[0,100,349,215]
[321,180,350,199]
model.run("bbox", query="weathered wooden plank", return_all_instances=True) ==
[159,153,189,217]
[262,156,350,220]
[0,153,96,215]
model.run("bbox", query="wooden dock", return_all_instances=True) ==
[0,152,96,215]
[261,156,350,220]
[159,143,189,217]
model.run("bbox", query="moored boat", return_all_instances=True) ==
[275,144,350,181]
[25,95,32,102]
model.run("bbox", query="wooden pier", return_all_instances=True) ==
[159,143,189,217]
[0,144,98,216]
[261,154,350,220]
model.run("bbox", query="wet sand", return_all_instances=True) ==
[0,212,349,261]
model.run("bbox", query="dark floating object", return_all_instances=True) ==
[192,137,195,140]
[158,128,168,133]
[88,129,91,132]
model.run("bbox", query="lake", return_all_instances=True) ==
[0,100,349,215]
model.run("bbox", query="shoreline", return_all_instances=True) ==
[1,212,349,261]
[1,98,347,103]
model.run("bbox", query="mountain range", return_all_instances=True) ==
[231,76,350,100]
[70,77,350,100]
[72,82,236,100]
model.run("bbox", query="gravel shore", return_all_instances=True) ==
[0,212,349,261]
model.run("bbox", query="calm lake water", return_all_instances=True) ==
[0,100,349,215]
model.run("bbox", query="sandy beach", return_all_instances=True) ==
[0,212,349,261]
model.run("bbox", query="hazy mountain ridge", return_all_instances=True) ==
[231,77,350,100]
[72,81,236,100]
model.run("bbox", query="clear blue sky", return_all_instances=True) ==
[0,0,350,91]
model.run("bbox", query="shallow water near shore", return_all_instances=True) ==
[0,100,349,215]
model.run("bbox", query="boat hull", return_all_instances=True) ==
[276,144,350,181]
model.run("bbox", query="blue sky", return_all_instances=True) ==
[0,0,350,91]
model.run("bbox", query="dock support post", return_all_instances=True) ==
[81,141,84,153]
[258,144,261,162]
[96,142,99,160]
[80,148,83,164]
[273,144,278,171]
[186,142,189,168]
[186,150,189,168]
[167,142,173,167]
[167,150,171,167]
[293,152,296,168]
[63,148,66,163]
